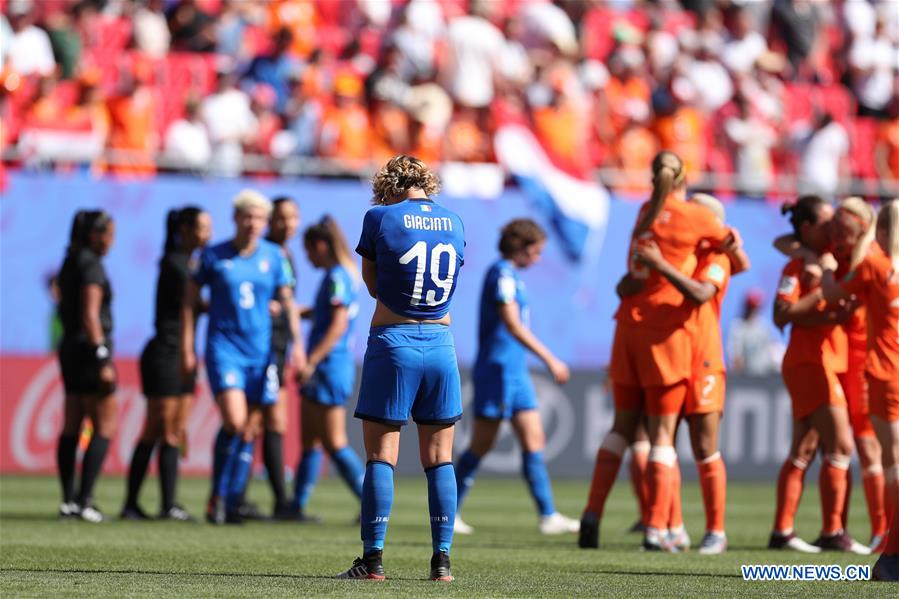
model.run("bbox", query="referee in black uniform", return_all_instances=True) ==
[56,210,117,523]
[121,207,212,521]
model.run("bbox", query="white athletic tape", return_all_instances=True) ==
[887,464,899,483]
[649,446,678,467]
[862,463,884,477]
[699,452,721,465]
[825,454,851,470]
[601,432,628,457]
[790,457,809,470]
[631,440,651,454]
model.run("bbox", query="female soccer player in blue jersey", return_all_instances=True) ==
[181,190,305,525]
[453,219,578,536]
[121,206,211,522]
[336,156,464,582]
[291,215,365,518]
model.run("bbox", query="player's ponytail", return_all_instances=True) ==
[305,214,360,281]
[163,208,181,254]
[66,210,89,255]
[781,194,826,238]
[877,200,899,273]
[634,151,685,236]
[837,197,876,270]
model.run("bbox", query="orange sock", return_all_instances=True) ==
[629,441,650,525]
[841,465,852,529]
[647,446,676,530]
[668,457,683,529]
[584,433,627,518]
[820,454,851,535]
[698,452,726,533]
[862,465,887,537]
[774,457,808,533]
[886,465,899,531]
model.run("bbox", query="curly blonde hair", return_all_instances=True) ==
[371,155,441,205]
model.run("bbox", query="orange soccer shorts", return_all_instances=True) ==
[609,321,692,388]
[645,381,689,417]
[685,371,726,416]
[867,375,899,423]
[613,383,644,412]
[838,367,874,438]
[782,363,847,421]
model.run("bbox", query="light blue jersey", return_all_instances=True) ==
[475,259,529,372]
[355,199,465,320]
[308,264,357,357]
[193,239,290,365]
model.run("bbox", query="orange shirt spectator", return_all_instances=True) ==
[615,122,658,192]
[605,74,651,136]
[268,0,317,59]
[876,108,899,181]
[371,102,410,163]
[444,107,490,163]
[654,105,706,181]
[533,97,590,175]
[106,83,157,176]
[319,73,372,166]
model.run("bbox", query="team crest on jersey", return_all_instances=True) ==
[658,210,672,224]
[223,260,233,270]
[259,259,270,273]
[420,204,432,212]
[707,263,726,284]
[224,372,237,387]
[778,275,798,296]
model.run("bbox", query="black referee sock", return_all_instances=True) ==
[125,441,155,508]
[263,431,287,506]
[57,435,78,504]
[158,443,179,512]
[77,435,110,506]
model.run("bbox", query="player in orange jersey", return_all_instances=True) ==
[821,200,899,580]
[769,195,868,554]
[578,151,733,551]
[630,193,748,554]
[774,197,886,551]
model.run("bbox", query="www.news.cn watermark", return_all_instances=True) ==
[741,564,871,581]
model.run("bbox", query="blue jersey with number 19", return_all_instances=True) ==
[356,199,465,319]
[193,239,290,364]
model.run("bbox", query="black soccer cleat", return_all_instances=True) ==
[430,551,453,582]
[120,504,151,521]
[272,503,321,523]
[205,496,226,525]
[578,512,599,549]
[236,500,265,521]
[336,551,386,580]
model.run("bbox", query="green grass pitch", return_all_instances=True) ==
[0,473,888,597]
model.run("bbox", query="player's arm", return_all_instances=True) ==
[633,241,716,304]
[615,273,645,298]
[498,301,569,384]
[773,233,819,265]
[180,279,200,376]
[280,285,307,374]
[81,281,115,389]
[722,227,750,274]
[300,305,350,384]
[361,258,377,298]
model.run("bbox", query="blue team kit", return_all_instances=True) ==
[302,264,359,406]
[353,199,466,426]
[473,259,538,420]
[193,239,291,404]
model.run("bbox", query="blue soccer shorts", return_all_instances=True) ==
[302,354,355,407]
[472,361,538,420]
[206,351,279,406]
[355,324,462,426]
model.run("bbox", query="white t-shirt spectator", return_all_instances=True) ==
[842,0,876,40]
[7,24,55,75]
[722,31,767,74]
[725,114,777,194]
[727,315,782,375]
[164,118,211,170]
[521,2,578,54]
[200,88,257,176]
[849,34,894,110]
[133,7,171,59]
[680,59,734,112]
[441,16,505,108]
[798,120,849,196]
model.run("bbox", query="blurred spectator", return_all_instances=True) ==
[722,6,768,75]
[444,105,491,163]
[44,8,81,80]
[164,97,211,171]
[407,82,452,165]
[771,0,819,76]
[498,16,533,89]
[201,67,257,176]
[530,66,590,174]
[847,15,894,118]
[615,117,658,191]
[605,46,651,137]
[246,83,281,157]
[876,97,899,182]
[105,64,158,176]
[318,72,371,167]
[168,0,216,53]
[266,0,317,60]
[66,72,110,146]
[133,0,171,59]
[5,1,56,76]
[653,92,706,179]
[392,0,443,82]
[440,2,505,108]
[795,112,849,197]
[727,289,783,376]
[371,94,410,163]
[243,27,300,113]
[26,75,64,125]
[520,1,578,56]
[725,95,778,196]
[674,32,733,113]
[282,69,322,158]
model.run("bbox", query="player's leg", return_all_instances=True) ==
[628,422,650,533]
[57,393,84,517]
[667,439,688,551]
[854,431,886,549]
[769,420,820,551]
[419,423,456,582]
[454,417,501,533]
[209,388,248,524]
[293,398,325,517]
[263,388,290,515]
[871,414,899,581]
[688,412,726,553]
[157,394,191,520]
[78,389,117,522]
[323,405,365,502]
[121,398,163,519]
[643,382,687,551]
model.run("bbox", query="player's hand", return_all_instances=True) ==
[721,227,743,253]
[291,345,307,374]
[633,241,664,270]
[296,362,316,385]
[548,357,570,385]
[181,351,197,378]
[802,263,822,287]
[269,300,283,318]
[98,363,116,393]
[818,252,838,272]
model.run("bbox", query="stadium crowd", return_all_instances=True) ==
[1,0,898,194]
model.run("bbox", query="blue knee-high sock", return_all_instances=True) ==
[331,446,364,500]
[426,462,457,555]
[361,460,394,555]
[292,448,323,509]
[455,450,482,510]
[213,430,240,499]
[226,439,255,512]
[522,451,556,517]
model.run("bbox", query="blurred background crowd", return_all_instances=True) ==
[1,0,898,197]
